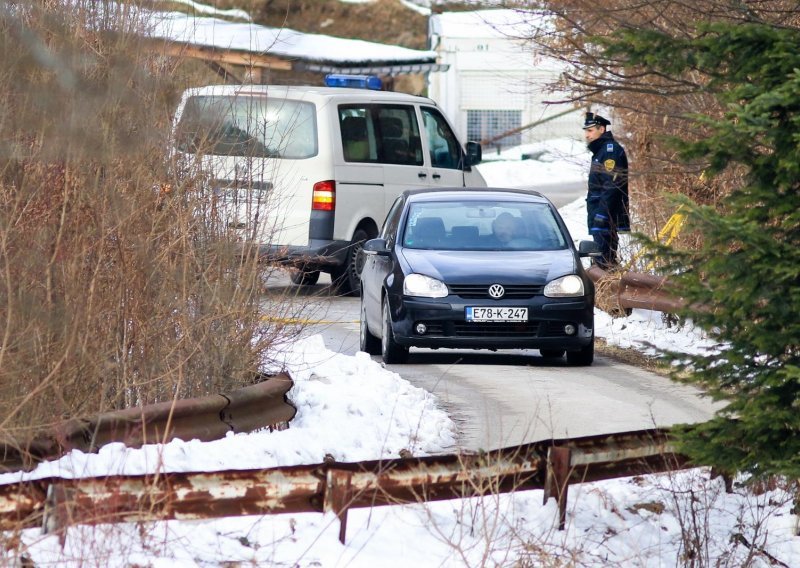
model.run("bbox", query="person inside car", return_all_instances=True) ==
[488,212,518,245]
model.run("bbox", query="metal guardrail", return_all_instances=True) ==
[0,373,296,472]
[587,265,685,314]
[0,428,688,544]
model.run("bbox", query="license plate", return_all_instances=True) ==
[465,307,528,322]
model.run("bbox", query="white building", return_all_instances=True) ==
[428,9,583,152]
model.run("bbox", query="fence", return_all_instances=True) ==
[587,265,685,314]
[0,427,692,544]
[0,373,296,472]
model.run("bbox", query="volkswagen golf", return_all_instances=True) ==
[359,188,599,365]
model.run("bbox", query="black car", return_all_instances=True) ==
[359,188,599,365]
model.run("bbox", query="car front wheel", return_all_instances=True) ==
[566,335,594,366]
[360,297,381,355]
[381,300,408,364]
[539,349,565,360]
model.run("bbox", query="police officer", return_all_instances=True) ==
[583,111,629,269]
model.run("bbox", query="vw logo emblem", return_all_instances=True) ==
[488,284,505,299]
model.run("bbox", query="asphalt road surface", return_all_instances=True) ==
[264,270,721,454]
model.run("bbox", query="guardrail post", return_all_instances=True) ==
[41,484,69,547]
[324,469,353,545]
[543,446,571,530]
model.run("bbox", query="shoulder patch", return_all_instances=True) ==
[604,159,616,172]
[606,143,614,152]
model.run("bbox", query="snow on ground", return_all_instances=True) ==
[2,139,795,567]
[477,138,589,189]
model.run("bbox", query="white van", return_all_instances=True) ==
[171,76,486,294]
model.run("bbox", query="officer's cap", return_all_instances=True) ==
[583,112,611,129]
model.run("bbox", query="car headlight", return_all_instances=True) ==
[544,274,585,298]
[403,273,448,298]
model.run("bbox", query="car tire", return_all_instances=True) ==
[539,349,565,359]
[360,296,381,355]
[331,228,370,297]
[566,336,594,366]
[382,300,408,364]
[289,268,320,286]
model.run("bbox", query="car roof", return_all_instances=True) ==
[180,84,435,105]
[402,187,549,203]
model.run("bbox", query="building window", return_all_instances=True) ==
[467,110,522,148]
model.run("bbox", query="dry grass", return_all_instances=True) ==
[595,338,670,377]
[0,3,312,444]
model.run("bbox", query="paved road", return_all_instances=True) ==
[265,270,721,453]
[531,180,585,208]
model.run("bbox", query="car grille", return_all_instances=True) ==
[453,321,540,337]
[448,284,544,299]
[416,320,577,339]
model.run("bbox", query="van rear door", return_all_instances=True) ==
[173,92,319,248]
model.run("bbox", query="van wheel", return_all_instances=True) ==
[332,228,370,297]
[289,268,320,286]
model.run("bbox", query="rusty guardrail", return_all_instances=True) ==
[0,428,688,543]
[587,265,685,314]
[0,373,296,472]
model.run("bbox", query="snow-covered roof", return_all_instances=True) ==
[145,10,439,66]
[429,8,549,40]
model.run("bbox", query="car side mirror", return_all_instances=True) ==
[362,238,391,256]
[464,141,482,168]
[578,240,601,257]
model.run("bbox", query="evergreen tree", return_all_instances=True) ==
[599,23,800,477]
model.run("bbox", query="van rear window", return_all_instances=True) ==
[174,95,317,159]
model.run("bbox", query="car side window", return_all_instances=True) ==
[339,105,422,166]
[422,107,462,170]
[381,197,404,245]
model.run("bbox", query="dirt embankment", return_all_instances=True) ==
[255,0,429,49]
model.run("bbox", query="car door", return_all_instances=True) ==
[363,195,405,330]
[420,106,467,188]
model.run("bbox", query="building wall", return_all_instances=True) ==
[428,11,583,149]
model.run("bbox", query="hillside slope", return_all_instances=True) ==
[254,0,430,49]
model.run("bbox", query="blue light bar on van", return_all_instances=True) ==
[324,74,383,91]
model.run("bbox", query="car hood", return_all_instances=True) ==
[399,248,578,285]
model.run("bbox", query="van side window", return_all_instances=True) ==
[422,108,462,170]
[375,108,423,166]
[175,95,317,159]
[339,105,422,166]
[340,112,373,162]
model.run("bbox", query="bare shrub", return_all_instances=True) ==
[0,3,306,440]
[520,1,800,256]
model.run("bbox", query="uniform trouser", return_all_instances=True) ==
[592,229,618,268]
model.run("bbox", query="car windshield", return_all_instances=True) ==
[174,95,317,159]
[402,200,568,251]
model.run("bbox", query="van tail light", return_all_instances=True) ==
[312,180,335,211]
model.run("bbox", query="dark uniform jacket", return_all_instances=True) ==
[587,131,629,232]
